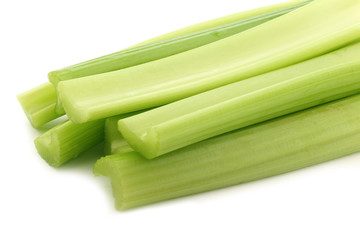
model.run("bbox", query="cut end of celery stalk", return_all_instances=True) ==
[35,119,105,167]
[117,120,159,159]
[94,153,155,210]
[48,71,68,114]
[17,82,63,128]
[93,154,136,210]
[34,132,62,167]
[57,83,89,124]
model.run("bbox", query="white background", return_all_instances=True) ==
[1,0,359,239]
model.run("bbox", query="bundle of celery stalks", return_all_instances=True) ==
[17,0,360,210]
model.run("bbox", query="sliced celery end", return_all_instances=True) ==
[117,121,158,159]
[34,132,61,167]
[35,120,104,167]
[59,0,360,123]
[117,42,360,159]
[94,94,360,210]
[17,82,63,128]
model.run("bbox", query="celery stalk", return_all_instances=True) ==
[59,0,360,123]
[35,120,104,167]
[17,82,64,128]
[50,1,307,114]
[105,115,135,155]
[18,1,301,124]
[118,42,360,159]
[134,0,310,46]
[94,94,360,210]
[18,1,306,124]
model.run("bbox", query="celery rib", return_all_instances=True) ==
[59,0,360,123]
[35,120,104,167]
[118,42,360,159]
[17,82,64,128]
[17,1,305,125]
[94,94,360,210]
[50,1,306,114]
[134,0,310,46]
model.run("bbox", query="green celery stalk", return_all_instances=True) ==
[18,2,306,125]
[59,0,360,123]
[105,116,134,155]
[118,42,360,159]
[94,94,360,210]
[17,82,64,128]
[35,119,104,167]
[134,0,309,46]
[50,0,307,114]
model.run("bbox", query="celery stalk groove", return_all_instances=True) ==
[59,0,360,123]
[94,94,360,210]
[118,42,360,159]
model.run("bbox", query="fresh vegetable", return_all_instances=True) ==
[17,83,63,128]
[17,0,307,126]
[49,0,306,114]
[59,0,360,123]
[134,0,310,46]
[94,94,360,210]
[118,41,360,159]
[35,120,104,167]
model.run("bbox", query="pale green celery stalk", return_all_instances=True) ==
[17,83,64,128]
[18,2,300,124]
[134,0,309,46]
[94,94,360,210]
[118,42,360,159]
[50,1,307,114]
[35,119,104,167]
[18,2,306,124]
[59,0,360,123]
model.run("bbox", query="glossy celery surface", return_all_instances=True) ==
[35,120,104,167]
[118,42,360,159]
[50,1,305,113]
[17,83,64,128]
[134,0,309,46]
[59,0,360,123]
[105,116,133,155]
[94,95,360,210]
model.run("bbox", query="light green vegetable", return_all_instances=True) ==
[105,116,134,155]
[118,42,360,159]
[16,0,306,125]
[134,0,309,46]
[17,83,64,128]
[59,0,360,123]
[50,0,307,113]
[94,94,360,210]
[35,120,104,167]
